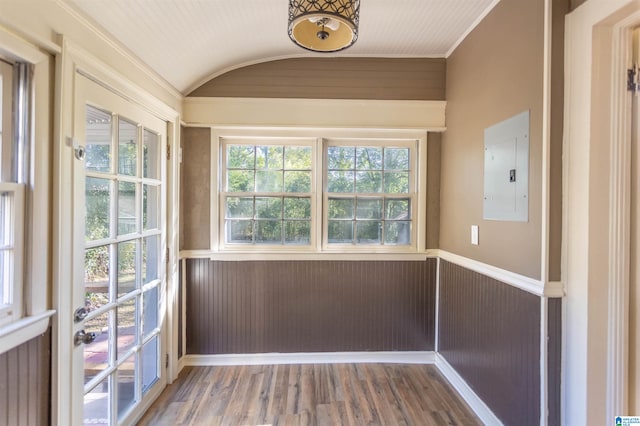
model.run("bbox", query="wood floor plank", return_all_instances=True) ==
[138,363,482,426]
[365,371,407,426]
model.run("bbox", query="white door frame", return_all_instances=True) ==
[564,1,639,424]
[53,38,181,425]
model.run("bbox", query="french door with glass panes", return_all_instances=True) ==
[71,73,167,425]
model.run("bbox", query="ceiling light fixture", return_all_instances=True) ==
[288,0,360,52]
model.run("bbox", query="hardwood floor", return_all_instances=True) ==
[138,363,482,426]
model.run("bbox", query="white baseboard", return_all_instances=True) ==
[435,353,503,426]
[181,351,436,366]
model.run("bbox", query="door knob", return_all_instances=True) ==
[74,330,97,346]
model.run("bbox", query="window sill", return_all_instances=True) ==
[0,310,55,355]
[180,249,438,261]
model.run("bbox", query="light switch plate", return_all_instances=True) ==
[471,225,479,245]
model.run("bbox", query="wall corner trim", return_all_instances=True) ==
[435,353,504,425]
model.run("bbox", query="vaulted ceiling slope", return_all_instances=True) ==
[64,0,498,94]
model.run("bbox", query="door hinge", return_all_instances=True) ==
[628,65,639,92]
[166,353,169,369]
[166,247,170,264]
[166,143,171,160]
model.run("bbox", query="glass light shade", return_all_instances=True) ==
[288,0,360,52]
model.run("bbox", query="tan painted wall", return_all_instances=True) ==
[427,133,441,249]
[180,127,211,250]
[189,58,446,101]
[440,0,544,279]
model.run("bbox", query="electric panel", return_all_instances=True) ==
[483,110,529,222]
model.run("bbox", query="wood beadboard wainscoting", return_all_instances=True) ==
[183,259,437,355]
[438,260,561,426]
[178,256,562,425]
[0,329,51,425]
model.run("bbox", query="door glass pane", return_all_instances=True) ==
[117,353,137,420]
[143,286,158,338]
[143,129,160,179]
[84,375,110,426]
[84,310,111,384]
[85,106,112,173]
[117,241,136,296]
[142,336,159,394]
[118,181,137,235]
[86,178,111,241]
[118,118,138,176]
[116,297,137,360]
[143,235,159,284]
[143,184,159,231]
[85,246,110,309]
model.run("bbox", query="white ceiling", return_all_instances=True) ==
[65,0,498,94]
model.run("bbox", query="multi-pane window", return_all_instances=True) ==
[0,58,27,326]
[325,142,413,246]
[218,135,419,252]
[222,141,314,245]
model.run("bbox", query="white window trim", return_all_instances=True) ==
[0,26,55,354]
[211,127,428,258]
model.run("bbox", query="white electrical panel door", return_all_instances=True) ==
[483,110,529,222]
